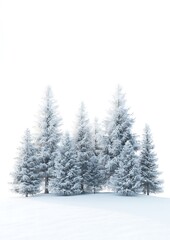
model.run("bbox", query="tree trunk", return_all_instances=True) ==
[81,183,84,194]
[45,176,49,194]
[146,182,149,195]
[25,192,28,197]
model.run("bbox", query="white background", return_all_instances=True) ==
[0,0,170,196]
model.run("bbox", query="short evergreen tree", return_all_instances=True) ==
[74,102,95,193]
[104,86,139,185]
[86,155,103,193]
[140,124,163,195]
[91,118,106,192]
[113,141,141,196]
[36,86,62,193]
[50,132,81,196]
[99,135,112,188]
[12,129,40,197]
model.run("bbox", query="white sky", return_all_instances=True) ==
[0,0,170,196]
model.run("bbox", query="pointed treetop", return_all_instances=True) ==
[45,85,55,101]
[114,85,126,108]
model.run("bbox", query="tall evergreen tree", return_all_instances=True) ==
[140,124,163,195]
[74,102,95,193]
[36,86,62,193]
[104,86,139,185]
[50,132,81,196]
[113,141,141,196]
[12,129,40,197]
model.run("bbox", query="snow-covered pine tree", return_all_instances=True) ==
[104,86,139,185]
[50,132,81,196]
[85,155,103,194]
[12,129,40,197]
[140,124,163,195]
[113,140,141,196]
[90,118,106,192]
[36,86,62,194]
[74,102,95,193]
[99,134,111,188]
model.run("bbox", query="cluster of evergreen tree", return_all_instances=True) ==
[11,86,163,197]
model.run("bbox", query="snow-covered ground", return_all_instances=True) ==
[0,193,170,240]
